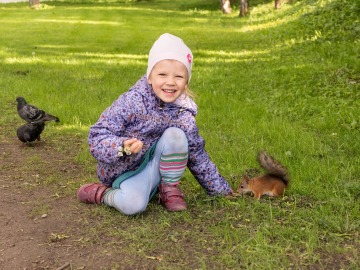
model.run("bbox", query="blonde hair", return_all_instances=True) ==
[185,85,196,100]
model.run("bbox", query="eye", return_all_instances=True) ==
[240,185,244,189]
[176,75,184,78]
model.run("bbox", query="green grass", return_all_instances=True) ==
[1,0,359,269]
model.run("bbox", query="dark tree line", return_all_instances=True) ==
[221,0,283,17]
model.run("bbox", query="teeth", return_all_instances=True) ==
[163,89,175,93]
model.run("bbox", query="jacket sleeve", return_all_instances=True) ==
[88,95,131,164]
[185,115,233,196]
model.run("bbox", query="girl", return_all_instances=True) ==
[77,33,233,215]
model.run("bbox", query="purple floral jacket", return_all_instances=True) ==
[88,76,232,196]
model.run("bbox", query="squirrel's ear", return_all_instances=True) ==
[244,175,251,183]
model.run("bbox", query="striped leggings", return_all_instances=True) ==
[103,127,188,215]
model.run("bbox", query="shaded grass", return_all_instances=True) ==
[0,0,359,269]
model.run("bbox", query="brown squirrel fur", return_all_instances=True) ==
[237,151,289,199]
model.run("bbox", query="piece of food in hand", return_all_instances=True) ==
[118,145,132,156]
[124,146,132,155]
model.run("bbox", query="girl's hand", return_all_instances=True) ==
[123,138,143,154]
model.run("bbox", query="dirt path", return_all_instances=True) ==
[0,136,134,270]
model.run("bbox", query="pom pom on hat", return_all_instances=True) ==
[147,33,193,82]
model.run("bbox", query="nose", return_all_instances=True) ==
[165,76,176,85]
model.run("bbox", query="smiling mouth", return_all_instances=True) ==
[163,89,176,93]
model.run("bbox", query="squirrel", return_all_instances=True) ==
[236,151,290,199]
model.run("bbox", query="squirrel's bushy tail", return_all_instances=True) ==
[257,151,289,185]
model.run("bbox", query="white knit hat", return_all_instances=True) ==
[146,33,193,82]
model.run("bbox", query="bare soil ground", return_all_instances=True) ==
[0,133,157,270]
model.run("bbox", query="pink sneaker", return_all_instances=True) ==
[77,183,109,205]
[158,184,187,212]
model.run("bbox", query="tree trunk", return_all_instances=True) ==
[221,0,232,14]
[275,0,281,9]
[29,0,40,8]
[239,0,249,17]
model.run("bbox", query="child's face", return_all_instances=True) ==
[147,59,188,103]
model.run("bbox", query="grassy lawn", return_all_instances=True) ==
[0,0,359,269]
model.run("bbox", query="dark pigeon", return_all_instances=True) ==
[17,121,45,144]
[16,96,60,123]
